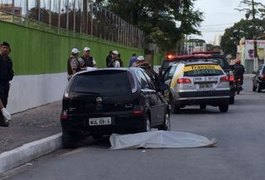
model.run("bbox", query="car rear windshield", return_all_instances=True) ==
[202,57,229,69]
[184,64,224,76]
[71,71,133,95]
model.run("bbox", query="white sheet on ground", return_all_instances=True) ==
[109,131,217,150]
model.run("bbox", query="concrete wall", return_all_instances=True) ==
[0,20,146,113]
[8,73,67,114]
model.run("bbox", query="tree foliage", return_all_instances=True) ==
[97,0,203,51]
[220,19,265,56]
[221,1,265,57]
[236,0,265,19]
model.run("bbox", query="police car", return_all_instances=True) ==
[161,61,230,113]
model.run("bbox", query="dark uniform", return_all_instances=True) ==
[0,52,14,107]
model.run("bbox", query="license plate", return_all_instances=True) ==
[89,117,111,126]
[199,83,213,90]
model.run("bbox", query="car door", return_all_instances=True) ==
[137,70,164,126]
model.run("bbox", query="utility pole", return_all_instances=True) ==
[252,0,259,71]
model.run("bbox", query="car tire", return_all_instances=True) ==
[159,111,170,131]
[200,104,206,110]
[252,84,257,91]
[219,103,229,112]
[144,115,151,132]
[257,83,261,93]
[229,97,235,104]
[62,130,83,148]
[169,95,180,114]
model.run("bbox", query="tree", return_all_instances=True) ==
[220,19,265,56]
[236,0,265,19]
[97,0,203,51]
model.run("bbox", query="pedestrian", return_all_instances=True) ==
[106,50,113,67]
[67,48,81,81]
[132,55,145,67]
[112,50,122,67]
[0,41,14,127]
[79,47,96,69]
[128,53,137,67]
[133,55,161,91]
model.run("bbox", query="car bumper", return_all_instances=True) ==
[174,90,230,106]
[61,112,145,135]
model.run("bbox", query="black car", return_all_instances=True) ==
[60,68,170,148]
[252,64,265,92]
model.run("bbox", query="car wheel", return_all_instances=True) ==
[169,95,180,114]
[62,130,83,148]
[229,96,235,104]
[257,83,261,93]
[144,115,151,132]
[219,103,229,112]
[62,130,76,148]
[200,104,206,110]
[159,111,170,131]
[252,84,257,91]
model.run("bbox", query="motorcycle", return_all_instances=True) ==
[235,76,243,94]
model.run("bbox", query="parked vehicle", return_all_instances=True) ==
[60,68,170,148]
[159,52,236,104]
[235,76,243,94]
[252,64,265,92]
[161,61,230,113]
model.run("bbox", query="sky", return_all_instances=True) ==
[193,0,261,44]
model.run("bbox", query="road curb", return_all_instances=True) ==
[0,133,62,174]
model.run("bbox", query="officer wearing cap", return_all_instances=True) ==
[67,48,81,80]
[0,41,14,126]
[79,47,96,69]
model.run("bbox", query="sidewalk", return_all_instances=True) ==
[0,101,61,154]
[0,101,62,174]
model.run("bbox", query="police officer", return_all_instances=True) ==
[0,42,14,126]
[67,48,81,81]
[80,47,96,69]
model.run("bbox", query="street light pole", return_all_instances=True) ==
[252,0,259,71]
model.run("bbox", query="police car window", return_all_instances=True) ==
[184,65,224,76]
[164,65,177,80]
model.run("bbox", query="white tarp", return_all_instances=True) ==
[110,131,217,150]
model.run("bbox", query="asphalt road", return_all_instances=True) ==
[5,77,265,180]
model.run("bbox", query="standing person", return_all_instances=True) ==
[133,55,161,91]
[0,42,14,127]
[106,50,113,67]
[128,53,137,67]
[67,48,81,81]
[80,47,96,69]
[112,50,122,67]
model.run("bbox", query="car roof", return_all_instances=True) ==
[75,67,140,76]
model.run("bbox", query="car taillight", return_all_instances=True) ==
[60,110,68,120]
[177,78,191,84]
[229,75,234,82]
[133,105,144,116]
[220,76,229,82]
